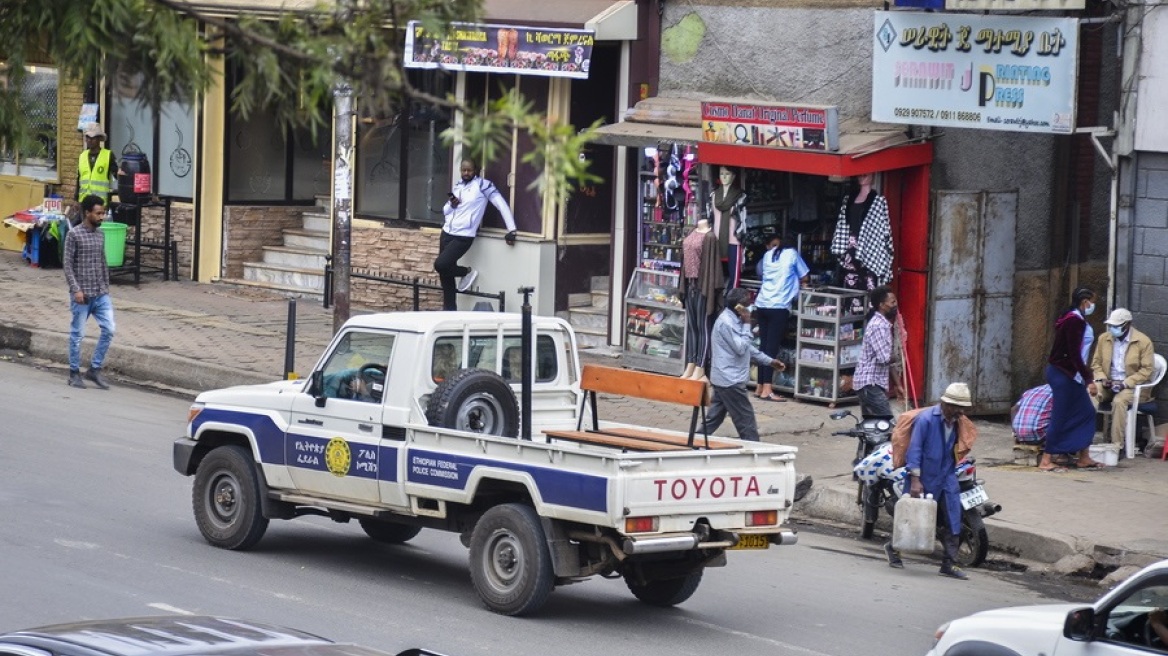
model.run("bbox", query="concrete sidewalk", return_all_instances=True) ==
[2,252,1165,578]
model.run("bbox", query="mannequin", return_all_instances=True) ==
[830,173,893,315]
[680,217,723,380]
[711,166,748,289]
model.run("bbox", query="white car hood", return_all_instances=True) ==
[196,379,305,405]
[937,603,1080,654]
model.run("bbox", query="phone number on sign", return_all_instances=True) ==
[893,108,981,122]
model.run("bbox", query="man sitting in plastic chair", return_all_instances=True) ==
[1089,308,1159,458]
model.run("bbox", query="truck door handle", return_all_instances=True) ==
[298,418,324,426]
[358,423,374,432]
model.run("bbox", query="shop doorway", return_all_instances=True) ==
[927,190,1018,413]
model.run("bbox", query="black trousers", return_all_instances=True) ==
[756,307,789,386]
[434,231,475,310]
[700,383,759,441]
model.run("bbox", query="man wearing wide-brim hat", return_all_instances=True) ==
[77,122,118,204]
[1090,307,1156,450]
[893,382,974,580]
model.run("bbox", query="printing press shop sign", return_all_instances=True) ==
[404,21,594,79]
[700,101,840,152]
[871,11,1079,134]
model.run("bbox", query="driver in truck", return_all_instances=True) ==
[322,365,386,402]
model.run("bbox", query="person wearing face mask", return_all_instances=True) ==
[1090,308,1156,452]
[853,286,898,419]
[1041,287,1108,471]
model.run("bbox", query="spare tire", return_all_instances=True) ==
[426,368,520,437]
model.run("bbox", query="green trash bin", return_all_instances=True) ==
[99,221,128,267]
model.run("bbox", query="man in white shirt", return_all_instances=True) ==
[435,159,518,310]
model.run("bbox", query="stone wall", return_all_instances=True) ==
[222,205,314,279]
[1130,151,1168,416]
[350,223,444,311]
[126,202,195,279]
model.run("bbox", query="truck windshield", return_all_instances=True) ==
[319,331,396,402]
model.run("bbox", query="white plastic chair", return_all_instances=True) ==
[1125,353,1166,459]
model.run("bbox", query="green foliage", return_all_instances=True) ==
[0,0,599,205]
[444,87,601,209]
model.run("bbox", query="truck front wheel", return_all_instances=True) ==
[468,503,554,616]
[625,570,703,607]
[192,445,268,550]
[359,518,422,544]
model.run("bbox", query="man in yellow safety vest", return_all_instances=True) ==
[77,122,118,204]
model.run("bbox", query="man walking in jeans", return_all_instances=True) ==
[699,288,785,441]
[434,159,517,310]
[854,286,898,418]
[64,194,116,389]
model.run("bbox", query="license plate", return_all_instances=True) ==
[960,485,988,510]
[729,534,771,550]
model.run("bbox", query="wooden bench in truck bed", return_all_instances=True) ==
[544,364,740,452]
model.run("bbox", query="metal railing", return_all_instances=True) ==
[323,260,506,312]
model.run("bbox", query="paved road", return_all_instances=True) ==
[0,361,1101,656]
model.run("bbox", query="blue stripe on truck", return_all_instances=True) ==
[407,448,608,513]
[192,408,286,465]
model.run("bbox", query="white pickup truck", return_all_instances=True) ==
[173,311,799,615]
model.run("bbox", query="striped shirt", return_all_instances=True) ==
[853,311,893,390]
[64,223,110,298]
[1012,385,1052,443]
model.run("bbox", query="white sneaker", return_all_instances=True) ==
[457,268,478,292]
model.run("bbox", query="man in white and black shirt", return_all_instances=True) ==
[435,159,517,310]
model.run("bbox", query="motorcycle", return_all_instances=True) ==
[830,409,1002,567]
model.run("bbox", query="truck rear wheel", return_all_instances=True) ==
[359,518,422,544]
[426,368,519,437]
[192,445,268,550]
[625,570,703,607]
[468,503,554,616]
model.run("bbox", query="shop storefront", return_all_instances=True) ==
[595,96,933,404]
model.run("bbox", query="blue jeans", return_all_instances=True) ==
[69,293,116,371]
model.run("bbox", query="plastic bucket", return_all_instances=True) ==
[100,221,128,267]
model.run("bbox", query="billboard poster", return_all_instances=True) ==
[700,100,840,152]
[404,20,594,79]
[871,11,1079,134]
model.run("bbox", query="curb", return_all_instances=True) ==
[793,481,1126,568]
[0,324,274,395]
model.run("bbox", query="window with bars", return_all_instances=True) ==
[1,65,59,181]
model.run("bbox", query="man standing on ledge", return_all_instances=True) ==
[64,195,116,390]
[77,122,118,204]
[435,159,517,310]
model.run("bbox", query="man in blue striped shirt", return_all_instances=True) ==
[854,286,897,418]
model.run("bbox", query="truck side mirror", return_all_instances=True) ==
[1063,607,1096,641]
[310,370,326,407]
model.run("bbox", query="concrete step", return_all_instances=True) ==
[590,291,609,310]
[283,227,330,251]
[301,211,331,233]
[573,325,609,349]
[315,194,332,213]
[591,275,610,292]
[567,305,607,331]
[242,261,326,291]
[567,292,593,308]
[216,277,325,299]
[263,245,328,270]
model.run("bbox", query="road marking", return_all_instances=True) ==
[54,539,100,549]
[147,603,195,615]
[680,618,837,656]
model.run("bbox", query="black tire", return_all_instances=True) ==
[861,485,879,540]
[625,570,703,607]
[359,518,422,544]
[956,511,989,568]
[468,503,554,616]
[426,368,519,437]
[192,445,269,550]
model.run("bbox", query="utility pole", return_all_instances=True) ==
[331,81,354,333]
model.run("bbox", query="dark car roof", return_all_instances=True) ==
[0,617,394,656]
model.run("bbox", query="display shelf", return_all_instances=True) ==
[637,145,702,270]
[794,287,868,406]
[623,268,686,375]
